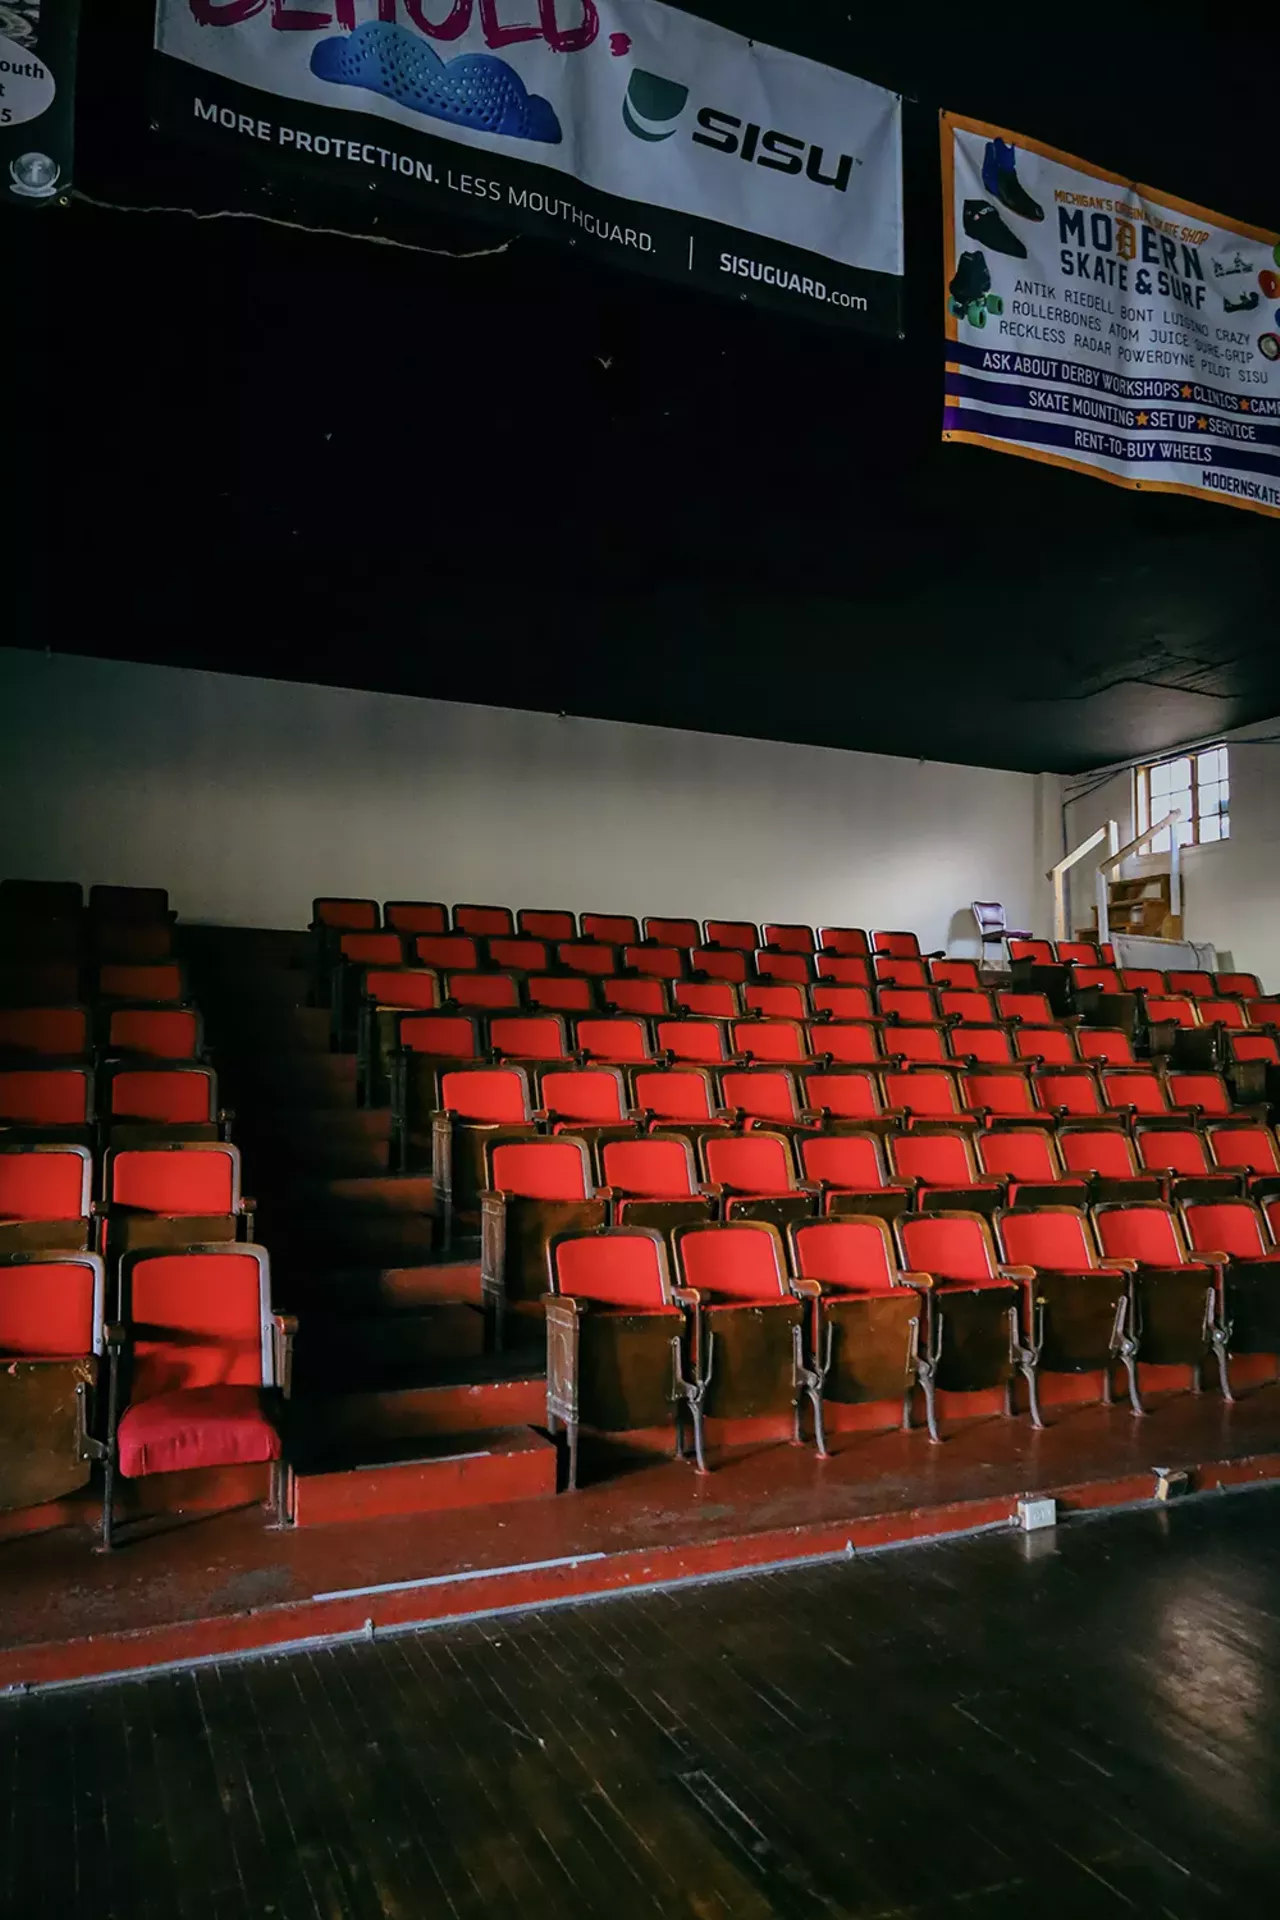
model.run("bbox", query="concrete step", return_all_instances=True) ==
[239,1107,392,1178]
[294,1302,485,1386]
[291,1361,545,1450]
[290,1427,557,1526]
[229,1052,359,1105]
[281,1262,483,1314]
[216,1005,332,1052]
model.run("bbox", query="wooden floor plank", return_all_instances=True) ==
[5,1493,1280,1916]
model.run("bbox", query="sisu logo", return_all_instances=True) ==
[621,71,853,192]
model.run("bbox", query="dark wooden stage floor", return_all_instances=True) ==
[6,1488,1280,1920]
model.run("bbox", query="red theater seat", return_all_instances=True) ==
[530,976,596,1013]
[454,905,514,937]
[601,1134,714,1233]
[884,1025,952,1066]
[1215,972,1262,999]
[602,978,667,1016]
[483,1136,606,1340]
[1075,1029,1135,1066]
[336,932,404,968]
[996,991,1057,1028]
[656,1018,734,1066]
[106,1006,203,1061]
[1207,1124,1280,1193]
[0,1066,94,1138]
[0,1249,106,1512]
[398,1012,481,1061]
[97,963,186,1004]
[313,897,379,931]
[539,1067,633,1132]
[632,1069,728,1134]
[719,1069,816,1131]
[929,959,981,989]
[788,1215,926,1419]
[754,951,814,987]
[797,1131,909,1218]
[103,1143,248,1252]
[977,1128,1085,1203]
[643,917,700,947]
[384,902,448,935]
[0,1144,93,1252]
[701,1130,815,1226]
[890,1130,1000,1210]
[803,1069,891,1128]
[886,1067,974,1125]
[895,1211,1035,1417]
[872,931,925,959]
[488,938,549,973]
[1011,1026,1076,1067]
[814,955,873,985]
[1167,972,1215,998]
[818,928,870,958]
[732,1019,810,1066]
[811,1021,882,1065]
[414,934,481,973]
[673,981,739,1018]
[762,924,815,954]
[995,1206,1139,1405]
[106,1246,288,1542]
[703,921,758,953]
[445,972,521,1011]
[811,985,875,1021]
[0,1005,91,1061]
[744,984,809,1021]
[622,945,684,981]
[575,1017,652,1066]
[1008,940,1056,965]
[517,909,577,941]
[558,942,618,977]
[489,1015,571,1064]
[874,957,928,988]
[1091,1201,1231,1389]
[582,914,639,946]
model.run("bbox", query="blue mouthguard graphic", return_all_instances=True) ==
[311,23,562,145]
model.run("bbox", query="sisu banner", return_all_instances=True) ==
[1,0,81,206]
[152,2,904,332]
[942,111,1280,520]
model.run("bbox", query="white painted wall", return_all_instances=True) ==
[1062,714,1280,983]
[0,648,1049,949]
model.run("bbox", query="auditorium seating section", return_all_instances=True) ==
[2,877,1278,1538]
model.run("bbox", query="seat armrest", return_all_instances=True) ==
[1098,1258,1139,1273]
[1197,1250,1230,1267]
[672,1286,706,1309]
[799,1109,823,1127]
[998,1264,1037,1282]
[542,1291,586,1319]
[790,1276,822,1300]
[104,1321,128,1350]
[594,1186,616,1203]
[272,1312,299,1399]
[897,1270,935,1290]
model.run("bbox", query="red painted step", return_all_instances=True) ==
[291,1427,556,1526]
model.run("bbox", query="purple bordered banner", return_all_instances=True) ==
[942,109,1280,519]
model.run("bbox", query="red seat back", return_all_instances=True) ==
[977,1130,1058,1183]
[814,955,872,985]
[1230,1033,1280,1063]
[898,1213,998,1284]
[602,1136,698,1198]
[439,1066,530,1123]
[1214,972,1261,999]
[558,942,618,977]
[755,952,813,985]
[313,898,378,931]
[633,1069,717,1123]
[0,1252,103,1359]
[644,918,700,947]
[719,1070,802,1125]
[885,1069,964,1118]
[362,969,439,1011]
[0,1068,91,1125]
[1012,1027,1074,1066]
[799,1132,886,1190]
[414,934,480,972]
[553,1231,670,1308]
[446,973,521,1011]
[879,988,936,1024]
[1145,998,1199,1030]
[109,1145,237,1214]
[938,990,997,1024]
[803,1071,882,1121]
[490,1139,591,1200]
[623,945,684,980]
[601,978,665,1016]
[384,902,447,935]
[996,991,1054,1026]
[1034,1071,1102,1117]
[872,931,922,959]
[1208,1125,1280,1176]
[1135,1129,1209,1177]
[1120,970,1166,994]
[818,928,870,958]
[1058,1129,1138,1179]
[98,963,185,1003]
[814,1022,881,1065]
[790,1217,897,1292]
[517,909,576,941]
[886,1025,949,1065]
[1201,1000,1249,1030]
[999,1209,1095,1272]
[582,914,639,946]
[338,933,404,967]
[540,1068,627,1125]
[454,905,514,937]
[732,1020,809,1065]
[0,1146,91,1222]
[676,1222,787,1301]
[399,1013,479,1060]
[703,1132,795,1194]
[490,1015,569,1062]
[874,958,928,988]
[1167,972,1214,998]
[1076,1029,1134,1066]
[1102,1070,1169,1116]
[1094,1206,1187,1268]
[1058,942,1101,965]
[929,960,980,989]
[891,1132,976,1187]
[529,976,596,1013]
[1008,940,1056,964]
[0,1007,90,1059]
[745,985,808,1020]
[703,921,758,953]
[673,981,738,1018]
[1167,1073,1232,1115]
[657,1019,730,1065]
[126,1249,272,1397]
[811,985,874,1020]
[575,1017,650,1065]
[1073,967,1121,992]
[108,1007,201,1060]
[1182,1200,1270,1261]
[762,924,815,954]
[488,938,549,973]
[109,1068,214,1123]
[964,1072,1034,1116]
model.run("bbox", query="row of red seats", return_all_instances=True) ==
[314,897,942,958]
[0,1062,226,1138]
[539,1192,1278,1472]
[0,1001,203,1062]
[1011,940,1262,1001]
[0,1141,252,1260]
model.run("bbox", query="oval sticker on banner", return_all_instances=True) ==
[0,34,56,126]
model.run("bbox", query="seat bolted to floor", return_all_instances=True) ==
[995,1206,1142,1413]
[1180,1196,1280,1360]
[0,1250,107,1512]
[788,1216,930,1431]
[671,1220,827,1459]
[895,1211,1041,1427]
[480,1136,609,1349]
[544,1227,705,1490]
[1091,1201,1234,1397]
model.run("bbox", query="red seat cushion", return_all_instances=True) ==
[116,1384,281,1478]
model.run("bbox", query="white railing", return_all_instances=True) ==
[1094,811,1182,947]
[1050,822,1119,944]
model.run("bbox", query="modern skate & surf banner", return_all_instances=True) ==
[942,110,1280,519]
[152,3,904,332]
[1,0,81,206]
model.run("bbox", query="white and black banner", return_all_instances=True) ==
[943,110,1280,519]
[1,0,80,206]
[152,2,904,331]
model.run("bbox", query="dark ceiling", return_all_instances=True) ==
[11,3,1280,774]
